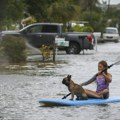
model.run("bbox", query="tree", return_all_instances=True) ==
[79,0,99,11]
[23,0,51,22]
[0,0,25,30]
[78,0,107,32]
[0,0,8,30]
[23,0,80,23]
[105,7,120,31]
[47,0,80,23]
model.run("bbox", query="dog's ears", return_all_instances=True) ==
[67,75,71,80]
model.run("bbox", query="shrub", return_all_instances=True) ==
[81,26,94,32]
[1,35,27,64]
[71,25,94,32]
[71,25,82,32]
[40,45,52,61]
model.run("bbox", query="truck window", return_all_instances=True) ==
[41,25,58,33]
[27,25,42,33]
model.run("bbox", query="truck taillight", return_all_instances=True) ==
[87,36,92,42]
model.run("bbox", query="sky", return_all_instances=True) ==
[109,0,120,4]
[100,0,120,4]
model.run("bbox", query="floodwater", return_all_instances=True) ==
[0,42,120,120]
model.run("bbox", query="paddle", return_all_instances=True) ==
[62,60,120,99]
[62,93,71,99]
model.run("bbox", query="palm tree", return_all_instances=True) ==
[47,0,80,23]
[80,0,99,11]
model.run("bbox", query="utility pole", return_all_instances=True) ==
[108,0,110,10]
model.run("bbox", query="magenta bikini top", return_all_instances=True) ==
[96,75,109,93]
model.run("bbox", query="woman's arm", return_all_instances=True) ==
[81,74,97,86]
[102,72,112,83]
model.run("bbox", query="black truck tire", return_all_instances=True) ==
[66,42,81,54]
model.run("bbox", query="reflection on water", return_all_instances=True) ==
[0,60,68,77]
[0,42,120,120]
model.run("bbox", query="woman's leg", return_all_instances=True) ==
[84,89,103,98]
[98,89,109,99]
[98,89,109,95]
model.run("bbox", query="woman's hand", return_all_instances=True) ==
[102,72,112,83]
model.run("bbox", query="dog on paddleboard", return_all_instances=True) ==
[62,75,88,100]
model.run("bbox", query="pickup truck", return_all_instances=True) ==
[0,23,94,54]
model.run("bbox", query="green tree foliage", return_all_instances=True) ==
[79,0,99,11]
[47,0,80,23]
[0,0,25,30]
[23,0,49,22]
[0,0,8,30]
[6,0,25,21]
[23,0,80,23]
[105,7,120,31]
[0,0,120,32]
[71,25,94,32]
[81,11,107,32]
[79,0,105,31]
[1,35,27,63]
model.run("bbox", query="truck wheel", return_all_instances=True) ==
[114,40,119,43]
[66,43,81,54]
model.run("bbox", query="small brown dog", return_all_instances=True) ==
[62,75,88,100]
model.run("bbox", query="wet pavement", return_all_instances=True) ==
[0,42,120,120]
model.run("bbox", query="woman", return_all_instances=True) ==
[81,60,112,99]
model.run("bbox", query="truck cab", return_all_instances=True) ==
[20,23,63,48]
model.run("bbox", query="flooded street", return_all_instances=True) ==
[0,42,120,120]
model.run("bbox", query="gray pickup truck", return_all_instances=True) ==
[0,23,95,54]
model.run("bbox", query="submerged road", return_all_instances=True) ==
[0,42,120,120]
